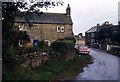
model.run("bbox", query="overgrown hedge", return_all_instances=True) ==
[50,41,73,54]
[49,40,75,61]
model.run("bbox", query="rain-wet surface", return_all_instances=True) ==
[73,48,119,80]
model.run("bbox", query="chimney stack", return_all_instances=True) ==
[66,4,71,16]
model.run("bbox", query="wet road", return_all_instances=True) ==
[74,48,119,80]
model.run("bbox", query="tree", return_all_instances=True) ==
[111,26,120,45]
[96,22,120,46]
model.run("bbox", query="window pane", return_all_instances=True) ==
[61,26,64,32]
[57,26,61,32]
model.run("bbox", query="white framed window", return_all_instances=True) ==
[61,26,64,32]
[57,26,65,32]
[45,40,50,46]
[19,24,22,31]
[19,40,23,47]
[19,24,27,31]
[57,26,61,32]
[19,24,24,31]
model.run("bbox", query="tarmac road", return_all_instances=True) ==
[73,48,119,80]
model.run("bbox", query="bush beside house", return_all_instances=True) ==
[49,39,75,62]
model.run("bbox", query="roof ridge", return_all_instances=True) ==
[87,26,96,31]
[19,12,66,15]
[86,26,97,33]
[15,12,73,24]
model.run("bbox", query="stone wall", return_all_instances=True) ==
[20,51,75,68]
[20,52,48,68]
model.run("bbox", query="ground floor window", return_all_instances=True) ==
[45,40,50,46]
[19,40,23,47]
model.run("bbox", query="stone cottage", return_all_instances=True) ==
[15,4,73,46]
[74,33,85,45]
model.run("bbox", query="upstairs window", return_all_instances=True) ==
[61,26,64,32]
[57,26,65,32]
[57,26,61,32]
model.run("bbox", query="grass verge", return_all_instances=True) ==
[3,54,93,81]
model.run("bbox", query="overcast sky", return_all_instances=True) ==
[34,0,120,35]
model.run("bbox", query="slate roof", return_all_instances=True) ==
[86,26,97,33]
[15,12,73,25]
[86,25,120,33]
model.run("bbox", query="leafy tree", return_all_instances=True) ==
[96,28,106,44]
[111,26,120,45]
[96,23,120,45]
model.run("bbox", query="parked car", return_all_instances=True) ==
[78,45,90,55]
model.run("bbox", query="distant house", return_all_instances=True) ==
[74,33,85,45]
[15,4,73,46]
[85,22,120,50]
[85,24,99,48]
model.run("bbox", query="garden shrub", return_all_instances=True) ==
[50,39,75,61]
